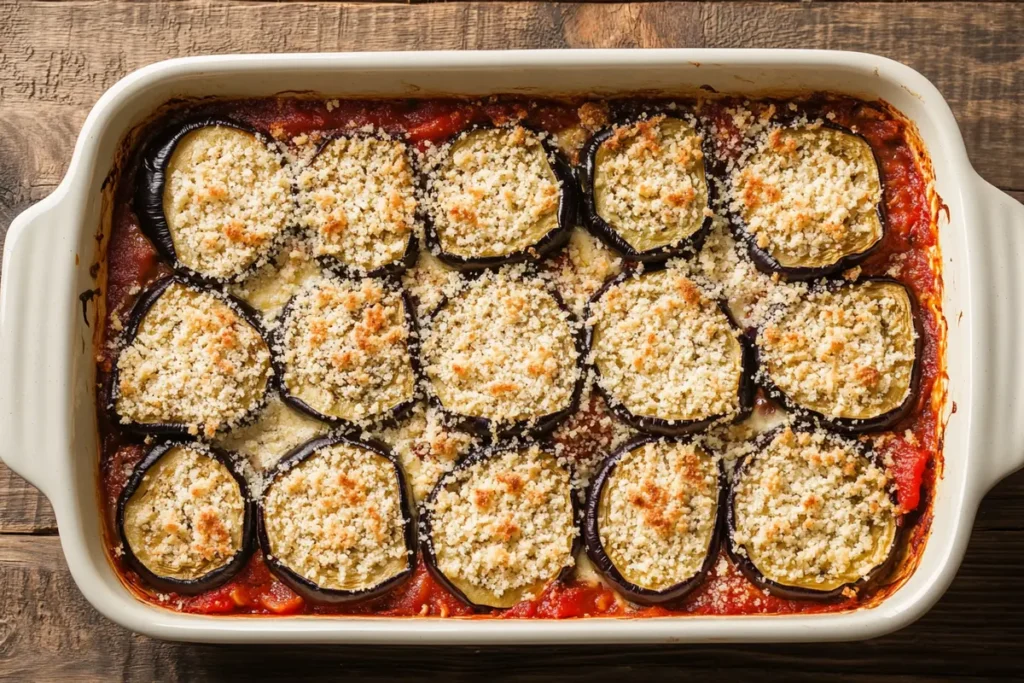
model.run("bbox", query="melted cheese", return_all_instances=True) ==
[263,442,409,591]
[216,394,328,473]
[123,445,245,581]
[163,125,292,280]
[115,281,273,437]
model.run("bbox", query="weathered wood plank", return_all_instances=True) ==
[0,526,1022,682]
[0,2,1021,187]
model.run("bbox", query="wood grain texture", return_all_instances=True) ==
[1,0,1023,679]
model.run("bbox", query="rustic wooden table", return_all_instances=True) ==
[2,1,1023,680]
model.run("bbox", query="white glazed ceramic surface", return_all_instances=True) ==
[1,50,1022,644]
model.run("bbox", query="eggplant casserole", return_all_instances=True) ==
[95,94,944,618]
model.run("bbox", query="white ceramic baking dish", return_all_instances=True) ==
[1,49,1022,644]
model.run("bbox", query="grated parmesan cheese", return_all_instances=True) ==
[588,268,744,423]
[729,125,883,269]
[423,126,561,260]
[278,274,416,425]
[122,445,245,581]
[731,427,897,590]
[427,445,577,607]
[262,442,410,591]
[593,115,709,253]
[163,125,293,280]
[295,135,417,274]
[758,280,916,420]
[598,440,719,591]
[115,281,273,437]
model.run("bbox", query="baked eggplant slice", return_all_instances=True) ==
[135,118,293,283]
[586,267,754,436]
[727,425,900,600]
[419,267,585,440]
[727,123,885,280]
[756,278,921,433]
[258,434,416,605]
[422,125,576,270]
[295,133,418,278]
[579,113,713,262]
[421,443,579,610]
[216,393,329,472]
[275,273,419,429]
[584,436,722,605]
[109,276,274,438]
[117,441,255,595]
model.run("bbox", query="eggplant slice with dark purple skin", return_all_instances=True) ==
[420,443,579,610]
[584,435,722,605]
[724,122,886,281]
[109,275,275,438]
[257,434,416,605]
[421,125,577,271]
[295,133,419,279]
[585,266,754,437]
[579,113,714,263]
[135,118,293,283]
[755,277,921,434]
[274,272,420,430]
[418,266,586,440]
[117,441,255,595]
[726,425,900,601]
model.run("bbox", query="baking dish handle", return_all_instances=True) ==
[0,192,75,501]
[974,177,1024,493]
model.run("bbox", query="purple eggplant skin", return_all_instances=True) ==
[755,276,923,435]
[419,442,582,612]
[422,124,579,272]
[583,434,724,606]
[584,264,755,437]
[256,433,417,606]
[721,120,887,282]
[305,132,420,280]
[578,111,715,264]
[116,441,256,596]
[134,117,289,285]
[421,278,588,442]
[273,280,422,432]
[107,275,276,438]
[725,425,902,602]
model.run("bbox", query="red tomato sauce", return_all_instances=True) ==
[98,94,944,618]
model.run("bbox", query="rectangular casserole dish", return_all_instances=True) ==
[1,49,1022,644]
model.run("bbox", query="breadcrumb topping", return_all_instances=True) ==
[163,125,292,280]
[731,427,897,590]
[424,126,561,259]
[115,281,272,437]
[599,440,718,591]
[279,274,416,424]
[758,280,916,420]
[588,268,744,422]
[427,446,576,606]
[730,125,883,269]
[122,445,245,581]
[421,267,581,430]
[296,135,417,274]
[263,442,409,591]
[593,115,708,253]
